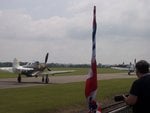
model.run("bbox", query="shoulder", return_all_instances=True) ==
[140,73,150,81]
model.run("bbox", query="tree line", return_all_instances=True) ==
[0,62,103,68]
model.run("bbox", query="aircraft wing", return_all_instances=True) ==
[41,70,75,75]
[16,66,34,71]
[0,66,33,73]
[31,71,41,76]
[0,67,13,73]
[111,67,129,71]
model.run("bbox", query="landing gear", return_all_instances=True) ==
[45,75,49,84]
[41,75,49,84]
[42,76,44,83]
[128,71,131,75]
[17,74,21,83]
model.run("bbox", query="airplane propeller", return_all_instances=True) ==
[44,53,51,71]
[45,53,49,64]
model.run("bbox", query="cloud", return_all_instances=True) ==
[0,10,91,63]
[0,0,150,64]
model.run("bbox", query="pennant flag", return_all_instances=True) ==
[85,6,102,113]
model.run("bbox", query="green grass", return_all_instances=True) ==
[0,67,127,78]
[0,78,135,113]
[0,71,16,78]
[48,67,127,76]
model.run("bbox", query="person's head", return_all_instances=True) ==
[135,60,149,77]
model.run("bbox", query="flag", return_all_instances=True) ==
[85,6,102,113]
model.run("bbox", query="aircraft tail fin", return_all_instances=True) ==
[13,58,20,68]
[134,59,136,66]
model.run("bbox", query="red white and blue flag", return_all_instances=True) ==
[85,6,102,113]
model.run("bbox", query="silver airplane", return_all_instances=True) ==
[0,53,74,83]
[111,59,136,75]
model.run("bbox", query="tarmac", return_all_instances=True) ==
[0,73,136,89]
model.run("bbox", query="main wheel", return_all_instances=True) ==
[42,76,44,83]
[17,74,21,83]
[45,75,49,84]
[128,71,131,75]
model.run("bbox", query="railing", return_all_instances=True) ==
[108,105,132,113]
[102,101,133,113]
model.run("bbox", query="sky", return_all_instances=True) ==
[0,0,150,64]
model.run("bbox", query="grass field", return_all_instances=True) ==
[0,71,16,78]
[0,67,127,78]
[0,78,135,113]
[51,67,127,76]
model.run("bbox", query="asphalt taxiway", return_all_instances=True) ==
[0,73,136,89]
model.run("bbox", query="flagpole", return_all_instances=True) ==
[91,5,97,100]
[92,6,97,59]
[85,6,101,113]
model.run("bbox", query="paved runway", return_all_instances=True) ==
[0,73,136,89]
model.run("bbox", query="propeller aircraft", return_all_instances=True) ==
[111,59,136,75]
[0,53,74,83]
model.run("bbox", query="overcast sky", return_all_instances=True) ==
[0,0,149,64]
